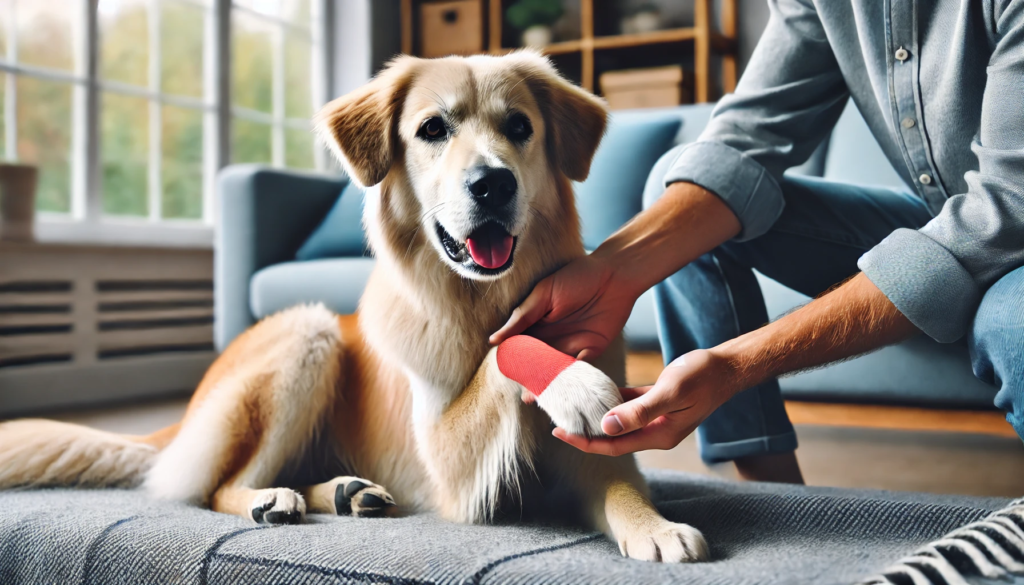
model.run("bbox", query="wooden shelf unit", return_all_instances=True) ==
[401,0,738,103]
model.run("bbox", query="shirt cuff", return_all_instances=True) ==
[662,141,785,242]
[858,228,981,343]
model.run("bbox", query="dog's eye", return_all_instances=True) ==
[418,117,448,142]
[505,113,533,143]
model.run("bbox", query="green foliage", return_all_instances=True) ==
[506,0,563,30]
[10,1,318,218]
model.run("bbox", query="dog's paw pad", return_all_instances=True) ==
[332,477,396,518]
[250,488,306,525]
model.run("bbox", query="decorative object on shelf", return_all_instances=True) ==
[419,0,483,58]
[506,0,564,49]
[620,4,663,35]
[600,66,687,110]
[0,164,38,242]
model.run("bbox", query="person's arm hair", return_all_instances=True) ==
[717,272,920,390]
[592,181,741,298]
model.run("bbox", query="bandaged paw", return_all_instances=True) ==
[497,335,622,436]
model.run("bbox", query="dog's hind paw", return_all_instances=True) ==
[618,520,708,563]
[329,476,397,518]
[250,488,306,525]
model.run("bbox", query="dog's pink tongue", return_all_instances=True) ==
[466,225,513,269]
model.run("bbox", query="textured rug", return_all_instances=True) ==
[0,470,1012,585]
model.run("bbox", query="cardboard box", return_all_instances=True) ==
[420,0,483,58]
[600,66,688,110]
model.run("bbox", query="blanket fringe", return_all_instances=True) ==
[859,498,1024,585]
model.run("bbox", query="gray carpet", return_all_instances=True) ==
[0,470,1012,585]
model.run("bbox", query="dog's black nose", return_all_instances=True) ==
[466,166,516,209]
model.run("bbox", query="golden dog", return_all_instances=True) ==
[0,52,707,563]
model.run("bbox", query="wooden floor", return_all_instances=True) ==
[44,351,1024,499]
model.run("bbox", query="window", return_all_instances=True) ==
[0,0,330,246]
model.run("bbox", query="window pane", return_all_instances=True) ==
[232,11,273,113]
[284,33,312,119]
[281,0,311,25]
[17,77,72,213]
[231,117,271,164]
[0,1,7,60]
[161,0,205,98]
[17,0,76,71]
[285,127,313,169]
[234,0,280,18]
[102,93,149,216]
[99,0,149,86]
[162,106,203,219]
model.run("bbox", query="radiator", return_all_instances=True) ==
[0,242,216,416]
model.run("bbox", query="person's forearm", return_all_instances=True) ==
[714,273,921,391]
[591,182,741,297]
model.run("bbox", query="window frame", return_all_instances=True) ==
[0,0,333,248]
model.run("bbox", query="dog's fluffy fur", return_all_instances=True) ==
[0,52,707,562]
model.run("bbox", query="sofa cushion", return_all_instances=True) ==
[0,471,1007,585]
[295,182,368,260]
[576,111,682,250]
[250,258,374,318]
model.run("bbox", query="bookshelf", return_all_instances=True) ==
[401,0,738,103]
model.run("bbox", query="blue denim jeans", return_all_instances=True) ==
[644,145,1024,463]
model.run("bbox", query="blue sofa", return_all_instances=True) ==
[216,101,996,412]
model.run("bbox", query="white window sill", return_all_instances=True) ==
[32,217,214,249]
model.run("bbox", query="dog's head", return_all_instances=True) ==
[316,52,607,281]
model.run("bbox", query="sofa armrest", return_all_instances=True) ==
[215,164,347,350]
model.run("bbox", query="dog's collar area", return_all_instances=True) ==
[434,221,517,276]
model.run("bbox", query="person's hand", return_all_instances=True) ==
[552,349,740,456]
[489,254,641,362]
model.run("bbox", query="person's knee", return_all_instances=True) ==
[970,266,1024,432]
[642,144,688,210]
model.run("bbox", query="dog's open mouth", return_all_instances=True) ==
[435,221,517,275]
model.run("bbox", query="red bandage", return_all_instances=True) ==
[496,335,576,396]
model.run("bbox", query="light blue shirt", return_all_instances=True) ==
[664,0,1024,342]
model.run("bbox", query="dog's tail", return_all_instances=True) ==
[0,419,177,489]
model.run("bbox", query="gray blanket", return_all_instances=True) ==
[0,470,1011,585]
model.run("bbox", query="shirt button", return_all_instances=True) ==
[895,47,909,61]
[919,173,932,185]
[901,117,916,128]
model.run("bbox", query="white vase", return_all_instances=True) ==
[522,25,553,48]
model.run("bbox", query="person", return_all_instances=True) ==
[489,0,1024,483]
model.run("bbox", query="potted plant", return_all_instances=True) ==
[506,0,563,49]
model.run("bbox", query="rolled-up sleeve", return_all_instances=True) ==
[859,0,1024,342]
[664,0,849,241]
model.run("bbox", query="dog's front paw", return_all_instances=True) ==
[331,476,397,518]
[535,360,622,437]
[618,520,708,563]
[250,488,306,525]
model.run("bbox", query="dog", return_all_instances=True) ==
[0,51,708,563]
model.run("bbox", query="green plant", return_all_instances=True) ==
[506,0,563,30]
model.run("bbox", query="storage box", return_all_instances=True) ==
[419,0,483,58]
[600,66,688,110]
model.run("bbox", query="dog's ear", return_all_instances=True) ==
[512,53,608,182]
[315,56,418,187]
